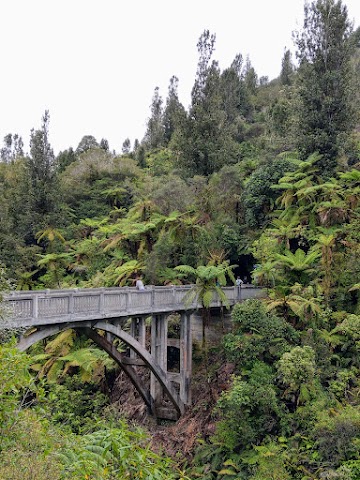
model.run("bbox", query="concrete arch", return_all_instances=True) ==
[18,320,184,417]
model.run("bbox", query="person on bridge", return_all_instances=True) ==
[236,276,243,299]
[135,276,145,291]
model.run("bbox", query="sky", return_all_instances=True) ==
[1,0,360,155]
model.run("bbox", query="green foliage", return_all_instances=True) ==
[40,375,109,434]
[143,86,165,150]
[330,314,360,368]
[277,346,317,403]
[1,11,360,478]
[214,362,282,451]
[27,111,64,233]
[0,264,12,302]
[56,146,77,172]
[145,148,175,176]
[313,406,360,466]
[0,345,61,475]
[76,135,99,155]
[295,0,356,175]
[0,132,24,162]
[266,284,322,327]
[0,410,63,480]
[58,423,183,479]
[0,340,184,478]
[245,442,291,480]
[0,342,184,479]
[223,299,299,366]
[280,49,294,86]
[163,76,187,145]
[31,329,115,385]
[328,367,358,401]
[175,262,236,310]
[176,261,236,349]
[243,156,296,228]
[173,31,241,177]
[273,248,320,285]
[0,342,32,439]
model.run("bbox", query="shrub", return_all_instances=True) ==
[224,299,299,367]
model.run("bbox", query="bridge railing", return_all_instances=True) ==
[1,285,264,328]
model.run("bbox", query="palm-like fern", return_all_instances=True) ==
[274,248,320,284]
[175,262,236,347]
[31,330,114,384]
[58,424,179,479]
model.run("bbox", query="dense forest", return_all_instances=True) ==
[1,0,360,478]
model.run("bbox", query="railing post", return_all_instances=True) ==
[33,294,39,319]
[151,285,155,308]
[69,291,75,315]
[125,288,129,312]
[99,288,105,315]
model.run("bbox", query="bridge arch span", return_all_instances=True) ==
[6,285,265,419]
[18,320,184,418]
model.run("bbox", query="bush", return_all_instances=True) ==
[224,299,299,367]
[0,342,32,438]
[40,375,109,434]
[0,410,62,480]
[313,406,360,467]
[213,362,283,451]
[58,422,182,480]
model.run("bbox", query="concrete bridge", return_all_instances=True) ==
[2,285,265,420]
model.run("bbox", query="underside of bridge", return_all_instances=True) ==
[17,312,193,421]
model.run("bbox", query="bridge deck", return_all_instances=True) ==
[2,285,264,329]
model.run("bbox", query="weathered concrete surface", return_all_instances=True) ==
[2,284,265,420]
[2,285,265,329]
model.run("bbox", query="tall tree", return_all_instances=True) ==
[191,29,217,104]
[0,133,24,163]
[27,111,60,232]
[143,87,165,149]
[294,0,356,175]
[163,76,186,144]
[243,56,258,95]
[76,135,99,155]
[0,159,35,271]
[56,147,76,173]
[280,49,294,86]
[99,138,109,151]
[174,30,238,176]
[122,138,131,154]
[220,53,251,125]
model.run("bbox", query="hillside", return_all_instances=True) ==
[0,1,360,479]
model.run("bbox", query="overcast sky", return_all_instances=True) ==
[1,0,360,155]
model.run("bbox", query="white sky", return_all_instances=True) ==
[1,0,360,155]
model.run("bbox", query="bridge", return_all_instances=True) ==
[2,285,265,420]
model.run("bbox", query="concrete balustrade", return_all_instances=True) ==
[2,285,263,329]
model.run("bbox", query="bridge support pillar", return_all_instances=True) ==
[180,312,192,405]
[150,312,192,419]
[150,314,168,414]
